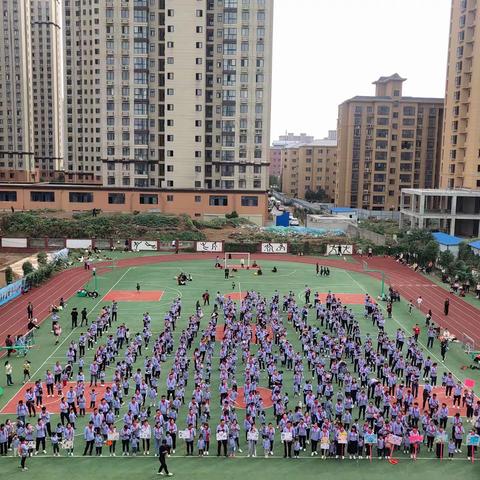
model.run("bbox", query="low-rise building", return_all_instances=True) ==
[400,187,480,236]
[0,183,268,225]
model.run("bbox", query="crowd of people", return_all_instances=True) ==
[1,284,479,472]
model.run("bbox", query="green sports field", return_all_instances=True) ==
[1,256,479,480]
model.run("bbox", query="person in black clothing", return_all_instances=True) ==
[443,298,450,316]
[27,302,33,320]
[71,308,79,329]
[157,439,172,476]
[80,308,88,327]
[440,339,448,361]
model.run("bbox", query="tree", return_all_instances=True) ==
[22,261,34,276]
[304,187,329,203]
[4,266,13,285]
[37,251,48,266]
[438,250,455,272]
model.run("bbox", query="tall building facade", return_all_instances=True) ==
[31,0,64,179]
[63,0,273,190]
[280,140,337,201]
[0,0,63,183]
[0,0,35,182]
[440,0,480,189]
[336,74,444,211]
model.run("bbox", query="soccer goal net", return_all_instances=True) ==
[224,252,251,269]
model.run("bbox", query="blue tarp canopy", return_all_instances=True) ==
[330,207,355,213]
[432,232,463,246]
[468,240,480,250]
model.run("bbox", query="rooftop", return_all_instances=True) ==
[402,188,480,197]
[373,73,407,84]
[469,240,480,250]
[344,95,444,104]
[284,139,337,149]
[432,232,463,246]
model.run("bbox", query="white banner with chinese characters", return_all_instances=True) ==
[196,241,223,252]
[327,244,353,255]
[132,240,158,251]
[260,242,288,254]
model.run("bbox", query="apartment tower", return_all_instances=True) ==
[440,0,480,189]
[336,74,444,210]
[63,0,273,191]
[0,0,35,182]
[31,0,64,179]
[280,140,337,201]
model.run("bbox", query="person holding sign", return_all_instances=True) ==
[281,421,294,458]
[320,426,330,459]
[216,420,228,457]
[247,424,258,457]
[347,426,359,459]
[336,426,348,459]
[466,430,480,461]
[435,428,448,459]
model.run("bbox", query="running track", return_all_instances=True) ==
[0,254,479,351]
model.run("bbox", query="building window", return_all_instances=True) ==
[209,195,228,206]
[167,195,174,202]
[194,195,201,203]
[241,196,258,207]
[108,193,125,204]
[0,191,17,202]
[31,191,55,202]
[69,192,93,203]
[139,194,158,205]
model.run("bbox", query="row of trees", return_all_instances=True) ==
[392,229,479,284]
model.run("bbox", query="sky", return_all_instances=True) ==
[270,0,452,141]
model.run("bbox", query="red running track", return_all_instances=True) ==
[0,253,478,349]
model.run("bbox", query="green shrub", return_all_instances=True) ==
[22,261,34,276]
[4,266,13,284]
[37,251,48,266]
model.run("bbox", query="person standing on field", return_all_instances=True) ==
[157,439,173,476]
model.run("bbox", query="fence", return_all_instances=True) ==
[0,237,197,252]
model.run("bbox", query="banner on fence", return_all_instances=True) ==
[196,241,223,252]
[0,278,24,307]
[66,239,92,249]
[132,240,158,251]
[327,244,353,255]
[260,242,288,254]
[1,237,27,248]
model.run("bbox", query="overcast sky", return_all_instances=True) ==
[270,0,451,141]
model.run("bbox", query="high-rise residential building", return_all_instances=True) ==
[0,0,63,183]
[63,0,273,191]
[440,0,480,189]
[31,0,64,179]
[280,139,337,201]
[336,74,444,211]
[0,0,35,182]
[269,132,316,179]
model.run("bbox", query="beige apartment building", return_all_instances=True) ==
[63,0,273,191]
[31,0,64,179]
[0,0,36,182]
[0,1,64,183]
[440,0,480,189]
[281,140,337,202]
[336,74,444,211]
